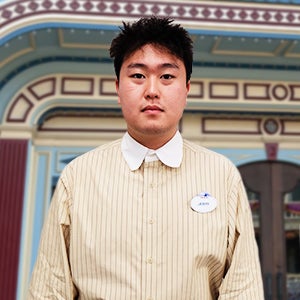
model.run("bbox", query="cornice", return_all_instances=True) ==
[1,0,300,38]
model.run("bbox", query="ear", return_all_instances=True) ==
[186,80,191,93]
[115,79,121,104]
[185,80,191,104]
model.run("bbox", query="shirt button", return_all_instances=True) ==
[148,218,154,224]
[147,257,153,264]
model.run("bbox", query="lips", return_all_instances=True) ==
[141,105,163,112]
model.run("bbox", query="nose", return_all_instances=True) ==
[145,77,159,100]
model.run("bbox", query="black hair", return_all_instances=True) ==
[109,16,193,83]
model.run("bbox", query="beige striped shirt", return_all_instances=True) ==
[28,138,264,299]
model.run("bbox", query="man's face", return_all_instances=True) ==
[116,44,190,148]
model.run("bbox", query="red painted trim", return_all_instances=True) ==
[99,78,117,96]
[209,82,238,100]
[6,94,33,123]
[0,139,28,300]
[202,116,262,135]
[280,119,300,136]
[244,83,271,101]
[265,143,278,160]
[61,77,94,95]
[289,85,300,101]
[28,77,56,101]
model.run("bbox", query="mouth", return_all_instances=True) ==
[141,105,164,113]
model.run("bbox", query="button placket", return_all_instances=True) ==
[141,162,161,299]
[146,257,153,264]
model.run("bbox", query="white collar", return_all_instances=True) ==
[121,131,183,171]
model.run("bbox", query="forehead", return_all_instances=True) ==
[123,44,183,66]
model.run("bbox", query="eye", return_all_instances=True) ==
[161,74,174,80]
[131,73,145,79]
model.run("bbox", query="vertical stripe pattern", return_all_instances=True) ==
[0,139,28,300]
[28,139,264,299]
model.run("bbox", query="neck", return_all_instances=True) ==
[127,130,177,150]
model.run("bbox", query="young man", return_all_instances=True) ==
[28,17,264,299]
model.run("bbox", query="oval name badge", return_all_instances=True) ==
[191,192,217,213]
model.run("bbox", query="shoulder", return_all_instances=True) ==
[54,139,123,197]
[183,139,233,163]
[60,139,122,178]
[71,138,122,165]
[183,139,241,177]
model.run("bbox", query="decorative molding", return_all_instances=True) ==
[38,111,126,132]
[209,82,238,100]
[263,118,280,134]
[290,85,300,101]
[2,0,300,36]
[281,119,300,135]
[244,83,271,101]
[61,77,94,95]
[6,93,34,122]
[100,78,116,96]
[271,84,289,101]
[0,32,36,68]
[188,81,204,99]
[202,117,262,135]
[58,28,110,50]
[4,75,300,125]
[201,116,300,136]
[265,143,278,160]
[212,37,289,57]
[284,41,300,58]
[28,77,56,100]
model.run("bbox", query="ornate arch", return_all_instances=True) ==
[3,74,118,122]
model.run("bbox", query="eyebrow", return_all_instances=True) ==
[126,63,179,70]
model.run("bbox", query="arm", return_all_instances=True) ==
[28,174,77,299]
[218,171,264,299]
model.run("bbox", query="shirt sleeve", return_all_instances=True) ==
[218,169,264,299]
[27,171,77,299]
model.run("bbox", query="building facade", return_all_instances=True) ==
[0,0,299,299]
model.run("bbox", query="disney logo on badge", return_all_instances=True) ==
[190,192,217,213]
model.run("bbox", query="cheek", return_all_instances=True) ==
[118,93,138,117]
[170,86,188,106]
[119,79,141,92]
[118,84,141,104]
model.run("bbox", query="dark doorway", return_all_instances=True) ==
[239,161,300,300]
